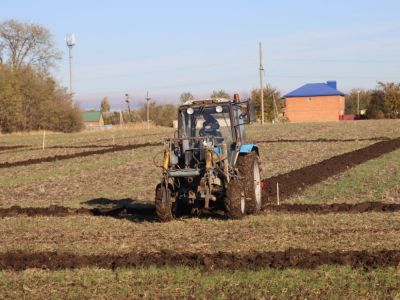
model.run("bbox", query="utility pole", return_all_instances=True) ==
[273,93,278,122]
[119,110,123,126]
[259,42,265,125]
[65,33,76,100]
[125,93,132,122]
[357,90,361,116]
[146,91,151,130]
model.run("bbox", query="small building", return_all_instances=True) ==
[283,81,345,122]
[82,111,104,127]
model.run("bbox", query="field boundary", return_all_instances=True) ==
[256,137,390,144]
[1,249,399,270]
[1,201,400,218]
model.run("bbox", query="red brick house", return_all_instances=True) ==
[283,81,345,122]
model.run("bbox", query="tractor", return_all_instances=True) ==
[155,95,262,221]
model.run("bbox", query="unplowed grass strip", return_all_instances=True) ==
[1,213,398,255]
[263,137,400,201]
[1,266,399,299]
[0,141,162,169]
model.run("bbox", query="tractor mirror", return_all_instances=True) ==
[237,101,256,124]
[249,103,256,122]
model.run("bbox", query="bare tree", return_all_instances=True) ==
[100,96,111,112]
[180,92,194,103]
[210,90,230,99]
[0,19,62,70]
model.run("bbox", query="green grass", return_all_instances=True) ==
[0,148,159,187]
[1,213,399,255]
[1,121,400,298]
[288,148,400,204]
[1,266,399,299]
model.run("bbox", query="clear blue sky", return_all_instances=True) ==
[1,0,399,109]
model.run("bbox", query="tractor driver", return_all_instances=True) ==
[199,113,221,138]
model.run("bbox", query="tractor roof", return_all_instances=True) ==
[182,98,231,107]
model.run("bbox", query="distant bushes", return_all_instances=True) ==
[345,82,400,119]
[0,65,82,133]
[137,102,177,127]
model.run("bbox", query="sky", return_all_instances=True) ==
[1,0,399,109]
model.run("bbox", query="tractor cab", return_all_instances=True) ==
[178,98,253,160]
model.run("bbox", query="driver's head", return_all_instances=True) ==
[204,113,216,123]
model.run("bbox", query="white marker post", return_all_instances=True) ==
[42,130,46,150]
[277,182,280,206]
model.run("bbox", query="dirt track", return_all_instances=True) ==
[1,249,399,271]
[0,205,152,218]
[263,137,400,202]
[256,137,390,144]
[0,145,28,152]
[1,202,399,218]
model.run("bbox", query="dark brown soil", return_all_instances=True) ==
[0,205,93,217]
[262,137,400,202]
[0,204,154,218]
[0,145,29,151]
[256,137,390,144]
[48,144,118,149]
[0,141,162,169]
[1,249,399,271]
[1,201,399,219]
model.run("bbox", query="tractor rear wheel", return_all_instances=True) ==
[225,180,246,219]
[155,183,175,222]
[236,153,262,214]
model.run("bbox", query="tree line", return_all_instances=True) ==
[345,82,400,119]
[0,20,82,133]
[2,19,398,133]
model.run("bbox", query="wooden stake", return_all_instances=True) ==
[112,136,115,145]
[277,182,280,206]
[42,130,46,150]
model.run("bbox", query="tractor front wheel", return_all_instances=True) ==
[155,183,175,222]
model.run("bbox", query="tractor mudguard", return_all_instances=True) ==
[239,144,259,156]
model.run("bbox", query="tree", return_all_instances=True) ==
[100,97,111,112]
[180,92,194,103]
[250,85,283,122]
[366,90,386,119]
[378,82,400,119]
[0,19,61,70]
[0,64,82,133]
[137,102,176,127]
[345,89,371,114]
[210,90,230,99]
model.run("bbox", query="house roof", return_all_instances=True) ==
[284,81,345,98]
[82,111,102,122]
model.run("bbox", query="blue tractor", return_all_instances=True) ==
[156,96,262,221]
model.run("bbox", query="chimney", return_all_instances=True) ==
[327,81,337,90]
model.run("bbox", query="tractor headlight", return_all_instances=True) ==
[174,147,181,157]
[170,151,179,165]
